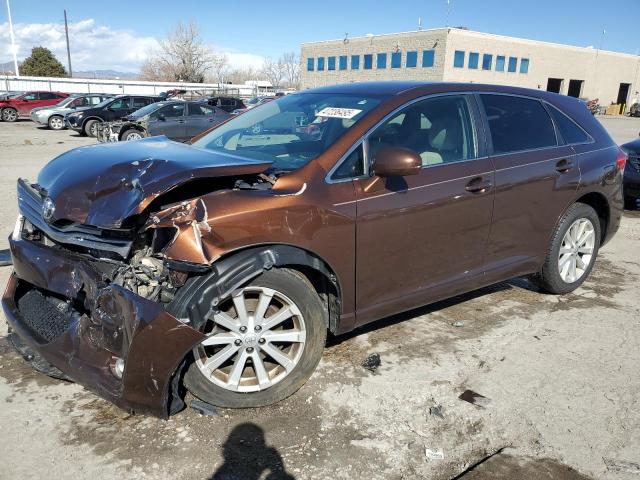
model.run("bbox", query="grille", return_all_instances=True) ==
[17,290,74,343]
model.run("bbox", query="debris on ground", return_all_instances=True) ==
[361,353,381,372]
[603,457,640,474]
[190,399,219,417]
[459,389,491,408]
[452,321,465,327]
[429,405,444,419]
[425,448,445,461]
[0,249,11,267]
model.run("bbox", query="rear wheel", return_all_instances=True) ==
[84,119,100,137]
[534,203,601,294]
[2,107,18,122]
[181,269,327,408]
[48,115,64,130]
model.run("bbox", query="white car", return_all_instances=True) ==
[30,94,113,130]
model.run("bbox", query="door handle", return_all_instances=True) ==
[465,177,492,194]
[177,120,186,124]
[555,159,574,173]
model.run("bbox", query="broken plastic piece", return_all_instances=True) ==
[362,353,381,372]
[425,448,445,460]
[429,405,444,419]
[191,399,219,417]
[451,321,464,327]
[459,389,491,408]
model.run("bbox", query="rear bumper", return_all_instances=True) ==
[2,237,205,417]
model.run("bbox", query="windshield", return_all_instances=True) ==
[128,101,165,118]
[56,96,77,108]
[94,97,118,109]
[193,93,382,172]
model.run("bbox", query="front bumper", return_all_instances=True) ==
[2,236,205,417]
[96,122,122,143]
[64,115,84,131]
[29,110,48,124]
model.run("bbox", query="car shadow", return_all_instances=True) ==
[327,276,540,346]
[208,422,295,480]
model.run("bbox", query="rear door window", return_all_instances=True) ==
[547,106,591,145]
[187,103,214,116]
[481,94,557,154]
[155,103,186,119]
[132,97,151,109]
[110,97,131,110]
[38,92,57,100]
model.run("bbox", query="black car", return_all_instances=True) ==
[621,138,640,207]
[207,96,246,113]
[97,100,232,143]
[65,95,161,137]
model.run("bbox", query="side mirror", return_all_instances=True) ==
[372,146,421,177]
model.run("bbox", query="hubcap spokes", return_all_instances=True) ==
[194,286,306,393]
[51,117,63,129]
[558,218,595,283]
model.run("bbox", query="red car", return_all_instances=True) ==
[0,91,69,122]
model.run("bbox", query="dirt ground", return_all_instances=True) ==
[0,117,639,480]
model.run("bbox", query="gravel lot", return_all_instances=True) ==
[0,117,639,480]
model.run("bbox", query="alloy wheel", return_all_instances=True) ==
[49,116,64,130]
[2,108,17,122]
[193,286,307,393]
[125,132,142,141]
[558,218,595,283]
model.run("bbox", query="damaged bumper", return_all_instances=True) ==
[96,122,122,143]
[2,236,205,418]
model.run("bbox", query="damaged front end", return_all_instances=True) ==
[3,140,277,417]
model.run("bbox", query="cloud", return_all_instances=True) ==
[0,18,266,74]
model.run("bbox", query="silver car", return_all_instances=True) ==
[30,94,113,130]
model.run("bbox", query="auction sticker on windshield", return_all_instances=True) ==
[316,107,363,119]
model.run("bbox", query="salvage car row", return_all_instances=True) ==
[0,90,258,142]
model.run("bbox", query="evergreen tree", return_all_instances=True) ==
[20,47,67,77]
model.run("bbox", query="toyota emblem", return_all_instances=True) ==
[42,197,55,222]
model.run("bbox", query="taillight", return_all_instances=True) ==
[616,149,627,171]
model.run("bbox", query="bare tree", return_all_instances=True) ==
[226,66,261,85]
[139,20,215,83]
[210,53,230,85]
[261,56,285,89]
[281,51,300,89]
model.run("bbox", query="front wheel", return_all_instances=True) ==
[180,268,327,408]
[48,115,65,130]
[121,129,144,141]
[533,203,601,294]
[84,119,101,137]
[2,107,18,122]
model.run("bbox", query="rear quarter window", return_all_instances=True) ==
[547,106,591,145]
[481,94,557,154]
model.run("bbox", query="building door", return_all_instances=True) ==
[567,80,584,98]
[617,83,631,105]
[547,78,563,93]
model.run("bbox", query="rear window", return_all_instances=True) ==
[548,106,591,145]
[481,94,557,154]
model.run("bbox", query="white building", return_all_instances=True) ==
[301,28,640,108]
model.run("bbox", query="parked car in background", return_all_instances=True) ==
[97,100,231,143]
[207,96,246,113]
[231,96,275,115]
[621,138,640,207]
[64,95,161,136]
[30,94,114,130]
[3,82,624,417]
[0,91,69,122]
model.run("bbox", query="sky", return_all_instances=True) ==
[1,0,639,73]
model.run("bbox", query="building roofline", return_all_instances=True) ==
[301,27,640,60]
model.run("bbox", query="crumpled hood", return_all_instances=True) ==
[36,136,272,228]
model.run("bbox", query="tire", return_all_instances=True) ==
[178,268,327,408]
[533,203,601,294]
[48,115,65,130]
[121,128,144,141]
[2,107,18,122]
[84,119,101,137]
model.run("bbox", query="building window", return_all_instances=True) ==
[406,51,418,68]
[454,50,465,68]
[377,53,387,69]
[339,55,348,70]
[496,55,505,72]
[520,58,529,74]
[351,55,360,70]
[391,51,402,68]
[422,49,435,67]
[328,56,336,70]
[317,57,325,71]
[482,54,492,71]
[364,54,373,69]
[508,57,518,72]
[307,58,314,71]
[468,52,479,69]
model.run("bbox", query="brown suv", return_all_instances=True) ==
[3,82,625,417]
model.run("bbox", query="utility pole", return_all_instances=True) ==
[64,9,73,77]
[5,0,19,76]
